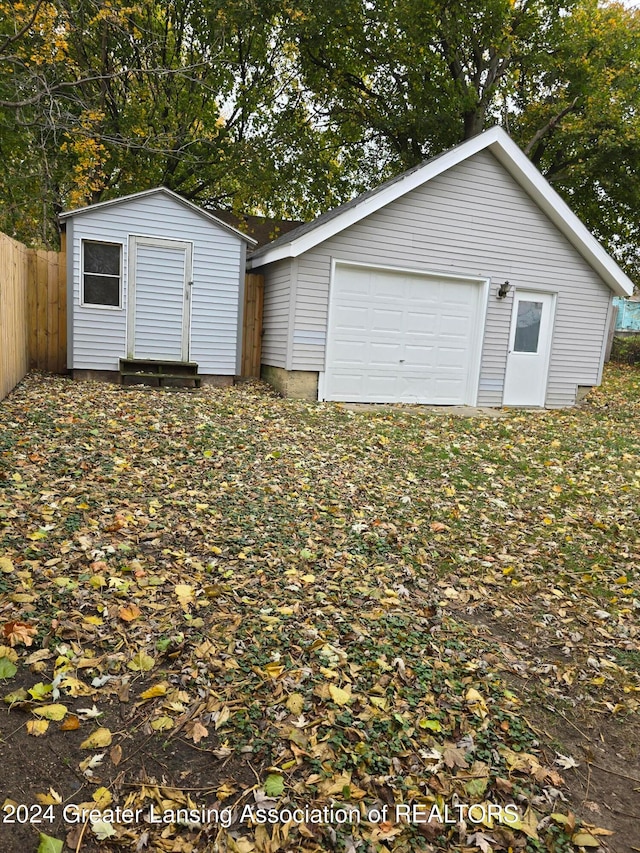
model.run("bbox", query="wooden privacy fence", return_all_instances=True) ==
[28,245,67,374]
[241,273,264,378]
[0,233,29,400]
[1,232,66,400]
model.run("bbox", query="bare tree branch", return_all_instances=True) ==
[524,97,579,156]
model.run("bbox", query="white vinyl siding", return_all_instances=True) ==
[261,260,292,368]
[68,193,244,374]
[259,150,612,407]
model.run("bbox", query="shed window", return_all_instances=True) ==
[83,241,121,307]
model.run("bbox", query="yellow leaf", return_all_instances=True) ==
[286,693,304,715]
[83,616,103,625]
[0,557,14,573]
[58,677,93,696]
[92,787,112,808]
[33,704,68,721]
[175,584,194,606]
[81,727,112,749]
[140,682,168,700]
[572,832,600,847]
[35,788,62,805]
[150,715,173,731]
[301,574,315,583]
[264,662,284,679]
[329,684,352,706]
[26,719,49,736]
[127,651,155,672]
[214,705,230,730]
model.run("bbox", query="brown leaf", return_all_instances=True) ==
[110,744,123,766]
[443,744,469,769]
[118,604,142,622]
[187,720,209,744]
[60,714,80,731]
[3,621,37,647]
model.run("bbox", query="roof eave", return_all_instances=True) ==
[247,127,633,296]
[59,187,257,247]
[487,136,633,298]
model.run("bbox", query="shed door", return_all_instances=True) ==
[128,236,192,361]
[323,264,485,404]
[503,290,555,406]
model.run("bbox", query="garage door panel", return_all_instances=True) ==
[325,265,484,404]
[333,305,369,332]
[371,274,401,300]
[370,342,403,366]
[371,309,403,333]
[406,311,437,334]
[404,345,435,367]
[331,339,367,365]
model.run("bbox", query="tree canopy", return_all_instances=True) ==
[0,0,638,283]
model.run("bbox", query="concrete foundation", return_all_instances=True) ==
[261,365,319,401]
[201,375,234,388]
[72,369,121,384]
[576,385,594,403]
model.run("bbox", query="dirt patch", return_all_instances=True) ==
[457,610,640,852]
[0,667,260,853]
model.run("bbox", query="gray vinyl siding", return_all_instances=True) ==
[260,150,612,407]
[68,193,244,374]
[261,260,292,368]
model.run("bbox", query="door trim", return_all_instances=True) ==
[127,235,193,361]
[321,259,489,405]
[503,289,556,407]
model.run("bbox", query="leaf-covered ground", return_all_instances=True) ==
[0,366,638,853]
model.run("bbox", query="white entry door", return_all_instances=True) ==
[324,264,485,404]
[503,290,555,406]
[128,236,192,361]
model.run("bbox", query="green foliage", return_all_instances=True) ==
[0,0,638,284]
[610,334,640,365]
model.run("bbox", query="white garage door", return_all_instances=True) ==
[324,265,485,404]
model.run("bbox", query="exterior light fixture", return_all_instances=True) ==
[497,281,511,299]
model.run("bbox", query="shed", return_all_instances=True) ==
[248,127,634,408]
[613,295,640,334]
[60,187,256,385]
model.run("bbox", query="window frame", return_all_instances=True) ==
[80,240,123,309]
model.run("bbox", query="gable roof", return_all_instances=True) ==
[59,187,257,246]
[247,127,633,297]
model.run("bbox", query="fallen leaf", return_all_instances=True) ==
[3,621,37,647]
[127,651,155,672]
[263,774,284,797]
[36,833,64,853]
[118,604,142,621]
[329,684,352,706]
[81,727,112,749]
[27,720,49,736]
[33,704,68,721]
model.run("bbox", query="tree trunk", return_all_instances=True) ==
[463,107,485,139]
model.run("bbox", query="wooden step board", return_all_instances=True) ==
[119,359,202,388]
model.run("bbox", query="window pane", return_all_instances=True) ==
[84,242,120,275]
[513,301,542,353]
[84,274,120,306]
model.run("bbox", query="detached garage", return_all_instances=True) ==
[61,187,256,385]
[248,127,634,408]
